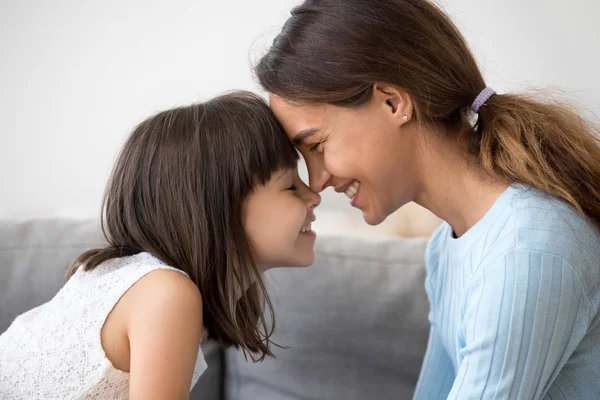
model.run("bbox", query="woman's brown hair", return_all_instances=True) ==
[68,91,298,360]
[256,0,600,231]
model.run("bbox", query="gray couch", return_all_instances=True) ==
[0,218,430,399]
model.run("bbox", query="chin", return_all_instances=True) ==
[291,255,315,268]
[362,200,400,226]
[362,210,388,226]
[281,251,315,268]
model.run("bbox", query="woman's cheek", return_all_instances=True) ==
[324,147,353,179]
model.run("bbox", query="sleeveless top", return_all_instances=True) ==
[0,252,207,399]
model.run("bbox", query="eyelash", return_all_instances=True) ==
[309,140,325,153]
[288,185,297,191]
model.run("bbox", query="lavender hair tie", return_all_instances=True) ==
[471,87,496,113]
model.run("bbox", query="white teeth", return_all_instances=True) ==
[300,223,312,233]
[344,181,361,199]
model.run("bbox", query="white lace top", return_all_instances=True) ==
[0,252,207,399]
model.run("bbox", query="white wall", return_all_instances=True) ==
[1,0,598,233]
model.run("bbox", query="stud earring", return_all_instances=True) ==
[402,115,409,121]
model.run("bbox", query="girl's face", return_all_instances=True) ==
[244,167,321,269]
[269,86,421,226]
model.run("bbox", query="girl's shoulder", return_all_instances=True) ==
[106,254,203,341]
[104,260,206,396]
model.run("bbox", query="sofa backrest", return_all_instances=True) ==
[225,234,430,400]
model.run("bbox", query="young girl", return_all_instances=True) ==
[257,0,600,398]
[0,91,320,399]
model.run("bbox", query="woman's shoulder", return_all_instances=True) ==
[425,222,451,273]
[506,185,598,254]
[479,185,600,284]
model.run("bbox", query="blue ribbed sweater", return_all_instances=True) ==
[414,184,600,399]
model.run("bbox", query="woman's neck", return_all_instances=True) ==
[414,127,509,238]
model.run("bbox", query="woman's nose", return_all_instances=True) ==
[308,163,333,193]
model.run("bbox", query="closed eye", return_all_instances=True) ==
[309,141,323,153]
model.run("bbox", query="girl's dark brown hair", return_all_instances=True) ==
[256,0,600,231]
[68,91,298,360]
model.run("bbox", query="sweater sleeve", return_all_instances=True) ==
[413,223,455,399]
[447,249,589,399]
[413,322,455,399]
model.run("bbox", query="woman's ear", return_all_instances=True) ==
[373,83,414,123]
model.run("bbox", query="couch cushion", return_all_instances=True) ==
[0,218,105,331]
[225,234,430,400]
[0,218,223,400]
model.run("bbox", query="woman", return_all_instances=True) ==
[255,0,600,399]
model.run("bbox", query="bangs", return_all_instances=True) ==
[242,108,299,185]
[206,91,299,187]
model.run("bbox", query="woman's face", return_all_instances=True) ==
[269,86,422,225]
[244,167,321,269]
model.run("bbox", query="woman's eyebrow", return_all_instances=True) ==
[292,128,320,146]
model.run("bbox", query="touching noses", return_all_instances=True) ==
[303,186,321,211]
[307,161,333,194]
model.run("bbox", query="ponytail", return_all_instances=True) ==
[472,92,600,231]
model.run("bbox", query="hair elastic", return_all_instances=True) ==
[471,87,496,113]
